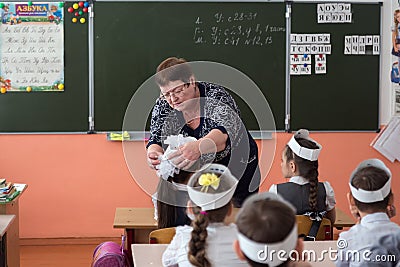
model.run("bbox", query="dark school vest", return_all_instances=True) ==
[277,182,327,214]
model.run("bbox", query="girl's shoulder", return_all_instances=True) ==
[172,225,193,241]
[206,223,238,234]
[175,225,193,233]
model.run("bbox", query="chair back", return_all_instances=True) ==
[149,227,176,244]
[296,215,332,240]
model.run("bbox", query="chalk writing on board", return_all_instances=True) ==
[0,2,64,92]
[193,12,285,47]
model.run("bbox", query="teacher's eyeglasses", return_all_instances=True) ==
[159,84,187,101]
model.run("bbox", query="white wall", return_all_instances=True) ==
[381,0,393,124]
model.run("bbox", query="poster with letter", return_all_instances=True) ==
[0,2,64,92]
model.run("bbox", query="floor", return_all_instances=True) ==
[20,244,97,267]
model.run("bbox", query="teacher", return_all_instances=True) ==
[146,57,260,207]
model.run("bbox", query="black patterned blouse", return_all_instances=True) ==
[147,81,260,206]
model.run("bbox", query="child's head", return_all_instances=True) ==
[156,170,192,228]
[234,192,300,267]
[187,164,238,267]
[349,159,392,214]
[394,9,400,25]
[283,129,322,211]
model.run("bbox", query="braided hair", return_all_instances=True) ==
[285,137,319,211]
[187,174,232,267]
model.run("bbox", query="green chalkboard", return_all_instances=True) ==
[0,2,381,133]
[290,3,380,131]
[0,6,89,132]
[94,1,286,132]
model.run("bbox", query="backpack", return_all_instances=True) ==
[92,236,132,267]
[391,62,400,84]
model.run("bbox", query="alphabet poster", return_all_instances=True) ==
[0,2,64,92]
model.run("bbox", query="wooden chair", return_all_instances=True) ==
[149,227,176,244]
[296,215,333,241]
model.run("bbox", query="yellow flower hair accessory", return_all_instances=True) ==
[199,173,220,193]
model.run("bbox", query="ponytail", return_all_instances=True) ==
[188,212,210,267]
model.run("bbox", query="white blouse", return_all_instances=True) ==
[162,223,247,267]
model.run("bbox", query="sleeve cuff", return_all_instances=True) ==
[146,140,161,149]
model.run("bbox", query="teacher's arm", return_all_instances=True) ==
[177,129,228,162]
[167,129,228,165]
[147,99,171,169]
[200,129,228,153]
[147,144,164,169]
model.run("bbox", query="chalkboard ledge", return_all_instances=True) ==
[106,131,272,141]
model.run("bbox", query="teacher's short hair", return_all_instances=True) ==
[155,57,193,86]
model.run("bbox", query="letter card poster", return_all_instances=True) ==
[0,2,64,92]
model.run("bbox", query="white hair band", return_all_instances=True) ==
[187,164,238,211]
[287,129,322,161]
[349,159,392,203]
[237,225,298,266]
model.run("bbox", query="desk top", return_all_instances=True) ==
[114,208,157,229]
[0,215,15,237]
[334,208,355,228]
[113,207,238,229]
[114,207,354,229]
[131,241,338,267]
[132,244,167,267]
[303,240,337,267]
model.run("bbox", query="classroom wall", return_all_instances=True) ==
[0,132,398,239]
[1,0,398,239]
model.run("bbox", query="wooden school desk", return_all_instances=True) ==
[334,209,356,228]
[113,207,238,256]
[0,215,16,267]
[131,241,338,267]
[114,206,355,257]
[114,207,354,243]
[113,207,239,245]
[0,183,27,267]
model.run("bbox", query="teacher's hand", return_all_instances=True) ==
[147,150,163,170]
[168,141,201,170]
